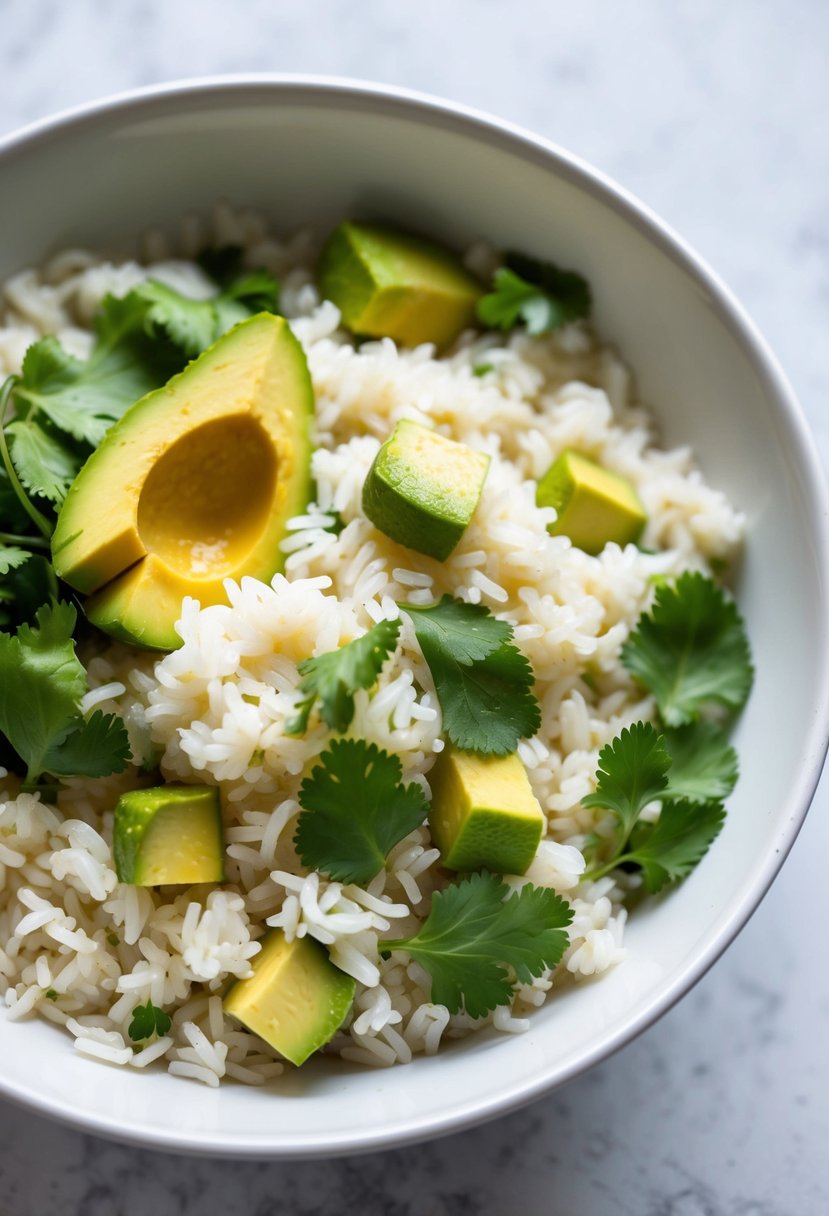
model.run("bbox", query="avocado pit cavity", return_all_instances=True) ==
[137,414,277,579]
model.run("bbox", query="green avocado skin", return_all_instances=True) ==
[362,421,490,562]
[363,461,464,562]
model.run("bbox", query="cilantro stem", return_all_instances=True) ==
[0,530,50,550]
[583,854,630,884]
[0,377,53,541]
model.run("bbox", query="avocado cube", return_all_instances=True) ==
[429,748,545,875]
[113,785,224,886]
[536,449,646,555]
[224,931,356,1067]
[363,420,489,561]
[318,221,482,349]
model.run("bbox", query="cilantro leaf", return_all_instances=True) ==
[622,572,754,726]
[402,596,511,664]
[663,722,738,804]
[0,601,130,783]
[128,999,172,1042]
[582,721,671,840]
[14,296,178,450]
[0,601,85,779]
[40,709,131,778]
[621,799,726,893]
[477,252,591,336]
[401,598,540,755]
[5,418,80,506]
[133,268,279,359]
[430,641,541,755]
[295,739,429,883]
[133,280,219,359]
[287,618,400,735]
[381,873,573,1018]
[0,545,31,576]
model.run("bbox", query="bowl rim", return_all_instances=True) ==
[1,72,828,1159]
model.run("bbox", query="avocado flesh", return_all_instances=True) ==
[536,449,646,555]
[429,748,545,875]
[318,221,482,349]
[51,313,313,650]
[224,931,356,1067]
[363,420,489,561]
[113,785,224,886]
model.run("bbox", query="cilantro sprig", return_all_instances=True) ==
[400,596,540,755]
[287,618,400,735]
[381,872,573,1017]
[0,601,131,785]
[294,738,429,884]
[582,722,728,891]
[477,251,591,336]
[128,999,172,1043]
[581,573,751,892]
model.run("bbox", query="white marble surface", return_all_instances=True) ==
[1,1,828,1212]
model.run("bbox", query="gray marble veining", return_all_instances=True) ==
[1,0,828,1212]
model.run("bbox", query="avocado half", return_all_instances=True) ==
[51,313,314,650]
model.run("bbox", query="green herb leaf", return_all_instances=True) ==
[0,601,130,783]
[401,597,540,755]
[621,572,754,727]
[402,596,512,664]
[133,268,279,359]
[477,252,591,336]
[128,999,172,1042]
[622,799,726,893]
[582,721,671,840]
[663,722,738,804]
[40,709,131,778]
[287,618,400,735]
[15,296,178,450]
[5,418,80,506]
[381,872,573,1017]
[0,545,31,576]
[295,738,429,884]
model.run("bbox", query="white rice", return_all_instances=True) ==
[0,203,744,1085]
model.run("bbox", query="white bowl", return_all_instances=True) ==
[1,76,827,1158]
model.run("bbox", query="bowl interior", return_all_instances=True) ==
[0,79,826,1156]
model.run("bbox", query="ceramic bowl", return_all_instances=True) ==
[0,76,827,1157]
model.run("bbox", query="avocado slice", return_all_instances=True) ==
[224,930,356,1067]
[51,313,313,650]
[363,420,489,561]
[536,449,646,555]
[113,785,224,886]
[429,747,545,875]
[318,221,482,349]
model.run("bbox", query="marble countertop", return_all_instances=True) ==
[1,1,828,1212]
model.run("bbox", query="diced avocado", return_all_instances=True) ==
[113,785,224,886]
[536,449,646,555]
[224,930,356,1067]
[318,221,482,349]
[429,748,545,875]
[51,314,314,650]
[363,420,489,561]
